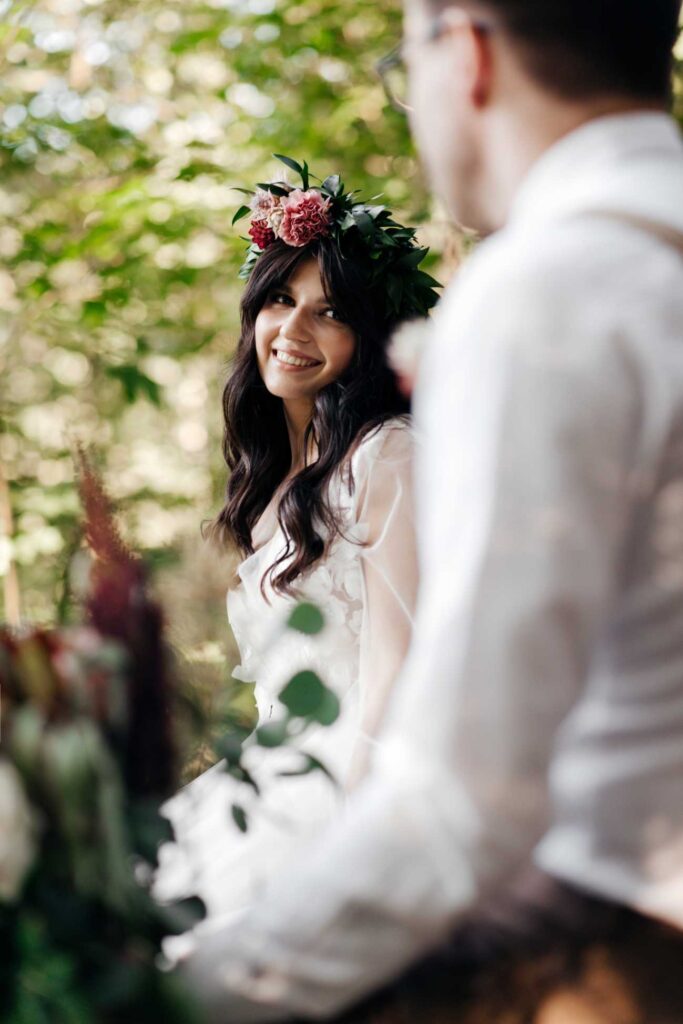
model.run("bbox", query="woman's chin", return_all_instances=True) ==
[263,379,316,402]
[262,368,324,402]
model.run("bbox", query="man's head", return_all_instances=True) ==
[404,0,681,232]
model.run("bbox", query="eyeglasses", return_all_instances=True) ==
[375,9,493,115]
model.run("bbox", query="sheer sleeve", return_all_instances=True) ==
[347,421,419,785]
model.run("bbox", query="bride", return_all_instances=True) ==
[155,161,440,925]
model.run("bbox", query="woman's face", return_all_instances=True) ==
[254,258,357,403]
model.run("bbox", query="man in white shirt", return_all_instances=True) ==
[182,0,683,1019]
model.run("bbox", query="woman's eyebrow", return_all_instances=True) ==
[273,282,333,306]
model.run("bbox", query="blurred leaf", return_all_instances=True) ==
[311,688,340,727]
[129,800,174,863]
[176,161,223,181]
[106,366,162,406]
[231,803,248,833]
[232,204,251,226]
[287,602,325,635]
[255,719,289,747]
[91,959,146,1010]
[159,896,207,936]
[256,182,290,197]
[170,28,222,53]
[214,732,245,767]
[353,210,375,236]
[279,754,337,786]
[279,670,326,717]
[273,154,303,177]
[396,248,427,269]
[223,762,260,796]
[414,269,443,288]
[322,174,342,195]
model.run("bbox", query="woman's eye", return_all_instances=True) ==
[271,291,293,305]
[322,308,343,322]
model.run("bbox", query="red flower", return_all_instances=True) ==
[249,220,276,250]
[279,189,332,247]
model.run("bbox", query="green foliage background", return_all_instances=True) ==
[0,0,454,726]
[1,0,682,707]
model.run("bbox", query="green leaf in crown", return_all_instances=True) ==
[234,154,442,322]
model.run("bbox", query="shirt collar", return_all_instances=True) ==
[508,111,683,231]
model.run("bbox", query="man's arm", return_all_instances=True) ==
[181,262,645,1022]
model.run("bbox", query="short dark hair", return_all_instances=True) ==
[426,0,681,101]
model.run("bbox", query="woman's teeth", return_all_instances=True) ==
[275,350,321,368]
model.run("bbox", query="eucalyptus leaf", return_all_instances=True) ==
[287,602,325,635]
[279,670,326,717]
[322,174,341,195]
[311,688,340,727]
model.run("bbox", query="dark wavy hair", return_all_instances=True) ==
[210,237,410,595]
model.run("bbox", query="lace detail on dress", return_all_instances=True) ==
[228,495,369,722]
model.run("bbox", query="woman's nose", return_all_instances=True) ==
[281,305,314,343]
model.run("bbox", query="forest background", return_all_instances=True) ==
[2,0,682,744]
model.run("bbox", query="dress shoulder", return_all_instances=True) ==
[349,415,413,477]
[337,416,413,522]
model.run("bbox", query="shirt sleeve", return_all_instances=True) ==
[180,256,645,1022]
[347,423,419,787]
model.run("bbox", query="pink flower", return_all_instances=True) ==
[279,189,332,247]
[249,220,276,249]
[266,204,284,236]
[250,188,279,221]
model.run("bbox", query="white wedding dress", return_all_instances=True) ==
[155,416,417,925]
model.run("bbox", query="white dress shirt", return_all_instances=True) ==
[182,113,683,1022]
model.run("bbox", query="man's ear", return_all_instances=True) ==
[439,7,494,107]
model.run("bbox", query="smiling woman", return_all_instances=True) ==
[154,175,436,931]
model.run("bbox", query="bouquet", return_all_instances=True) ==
[0,453,343,1022]
[0,455,206,1024]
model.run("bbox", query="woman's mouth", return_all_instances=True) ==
[273,348,323,369]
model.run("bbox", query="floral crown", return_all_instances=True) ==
[233,154,442,321]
